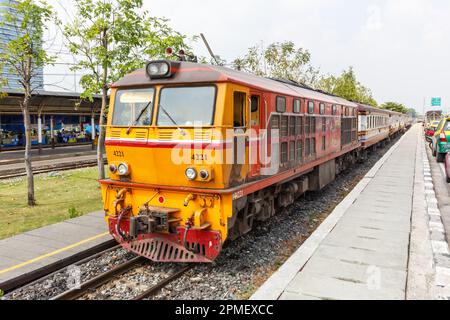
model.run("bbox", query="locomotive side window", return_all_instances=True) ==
[308,101,314,114]
[293,99,301,113]
[250,95,260,126]
[113,88,155,126]
[319,103,325,115]
[276,96,286,113]
[157,86,216,126]
[233,91,246,128]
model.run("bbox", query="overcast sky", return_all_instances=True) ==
[46,0,450,113]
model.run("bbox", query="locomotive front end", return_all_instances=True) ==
[100,60,244,263]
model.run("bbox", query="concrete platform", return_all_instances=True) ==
[0,211,112,283]
[251,124,450,300]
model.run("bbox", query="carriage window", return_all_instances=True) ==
[308,101,314,114]
[332,105,337,115]
[311,137,316,155]
[113,88,155,126]
[276,96,286,113]
[319,103,325,115]
[322,118,326,132]
[294,99,301,113]
[322,136,326,151]
[157,86,215,126]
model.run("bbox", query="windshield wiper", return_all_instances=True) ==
[160,104,186,135]
[160,105,179,127]
[126,100,153,134]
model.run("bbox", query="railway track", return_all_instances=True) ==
[0,159,105,180]
[52,257,192,300]
[0,240,118,296]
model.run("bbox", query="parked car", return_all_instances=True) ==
[431,117,450,162]
[445,153,450,183]
[425,120,440,141]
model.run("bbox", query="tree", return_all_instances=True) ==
[232,41,320,87]
[316,67,378,106]
[0,0,55,206]
[63,0,187,179]
[381,102,409,114]
[407,108,417,118]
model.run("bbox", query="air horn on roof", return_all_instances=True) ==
[165,47,197,62]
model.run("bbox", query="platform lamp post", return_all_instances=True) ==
[91,110,96,150]
[37,114,42,155]
[50,115,55,149]
[0,113,2,153]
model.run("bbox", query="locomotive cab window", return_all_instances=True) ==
[233,91,246,128]
[157,86,216,126]
[276,96,286,113]
[112,88,155,126]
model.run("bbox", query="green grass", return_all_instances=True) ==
[0,167,106,240]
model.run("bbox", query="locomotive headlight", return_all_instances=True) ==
[146,61,171,79]
[109,164,117,173]
[117,163,130,176]
[185,168,197,180]
[199,169,209,180]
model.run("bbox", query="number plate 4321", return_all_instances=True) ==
[113,150,124,157]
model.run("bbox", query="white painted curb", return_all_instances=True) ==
[421,141,450,299]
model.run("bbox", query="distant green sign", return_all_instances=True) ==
[431,97,442,107]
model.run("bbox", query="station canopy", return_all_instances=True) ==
[0,89,102,115]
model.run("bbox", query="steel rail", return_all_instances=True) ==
[52,256,145,300]
[132,265,193,300]
[0,160,105,179]
[0,239,118,295]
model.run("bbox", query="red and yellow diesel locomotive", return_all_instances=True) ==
[99,59,410,263]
